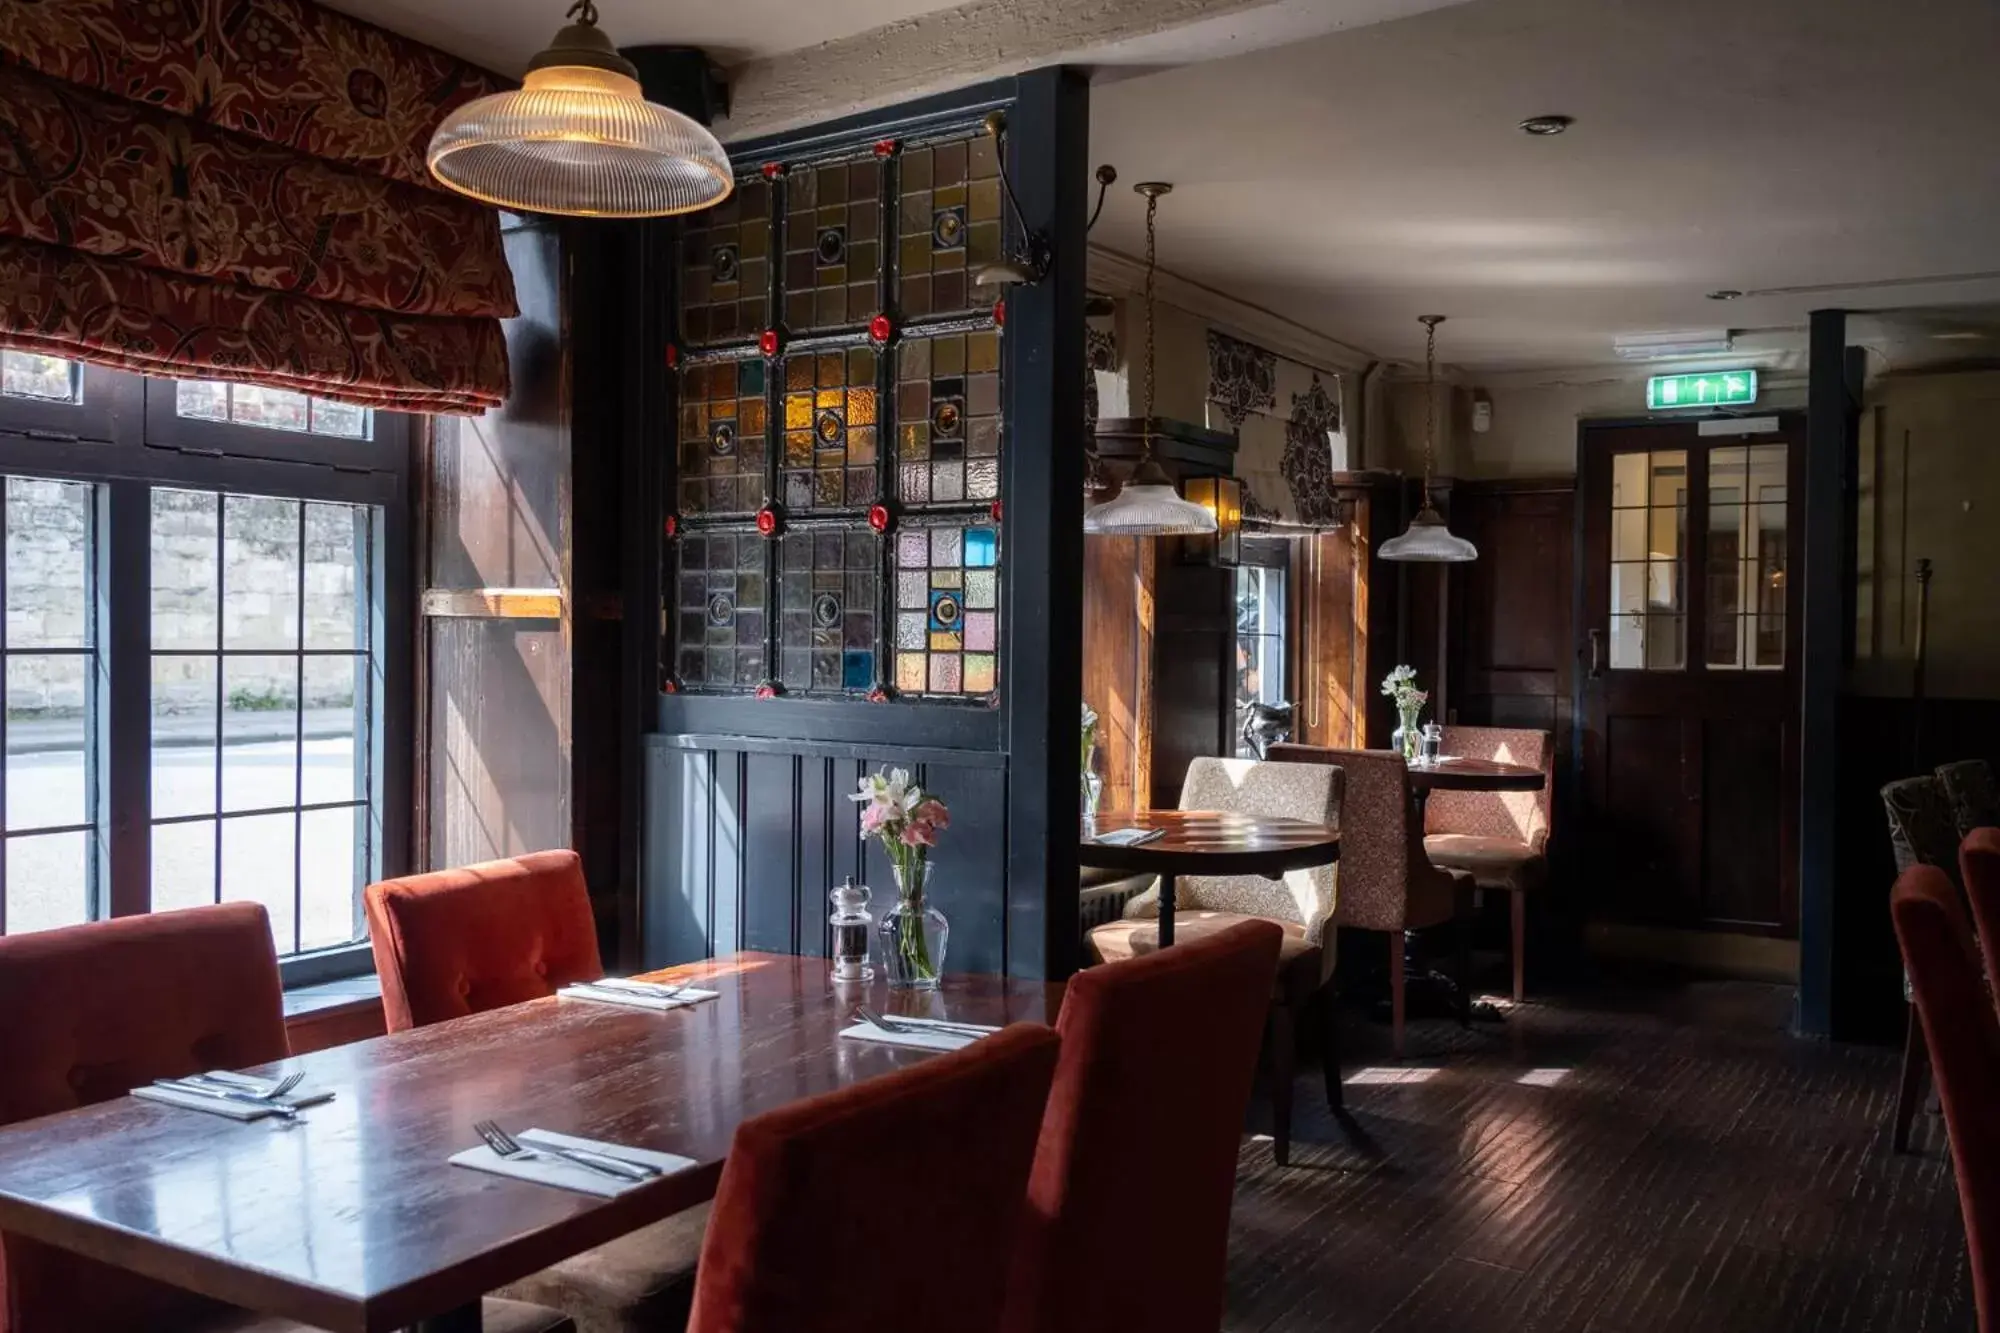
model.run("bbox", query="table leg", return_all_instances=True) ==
[1157,872,1177,947]
[410,1303,482,1332]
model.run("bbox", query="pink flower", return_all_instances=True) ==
[860,804,890,833]
[900,820,936,847]
[912,798,950,830]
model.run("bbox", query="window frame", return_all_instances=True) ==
[0,363,413,986]
[1233,539,1290,758]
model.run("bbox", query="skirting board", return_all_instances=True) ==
[1586,921,1800,984]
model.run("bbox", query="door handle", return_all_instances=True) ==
[1588,628,1604,679]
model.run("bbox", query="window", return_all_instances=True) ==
[1608,450,1687,670]
[2,477,100,935]
[1705,444,1788,670]
[1235,559,1287,758]
[175,380,371,439]
[149,491,378,955]
[0,354,404,978]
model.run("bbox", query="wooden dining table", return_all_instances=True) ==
[0,953,1061,1332]
[1079,809,1341,947]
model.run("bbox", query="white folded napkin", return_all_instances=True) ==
[133,1082,334,1121]
[450,1128,696,1198]
[559,981,719,1012]
[838,1015,1001,1053]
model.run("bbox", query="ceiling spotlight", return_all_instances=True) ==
[1707,289,1744,301]
[1518,115,1574,136]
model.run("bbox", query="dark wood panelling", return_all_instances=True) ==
[284,998,386,1056]
[1600,713,1696,923]
[644,736,1010,975]
[1448,479,1575,738]
[1082,534,1149,813]
[1702,715,1785,927]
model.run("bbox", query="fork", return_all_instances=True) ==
[197,1070,306,1101]
[473,1120,659,1183]
[155,1078,301,1119]
[855,1005,994,1038]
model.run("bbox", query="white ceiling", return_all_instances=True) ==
[1088,0,2000,374]
[322,0,970,75]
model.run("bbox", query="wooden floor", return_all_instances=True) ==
[1229,978,1971,1332]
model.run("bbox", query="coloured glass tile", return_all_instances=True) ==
[678,357,767,515]
[782,347,879,512]
[777,528,879,694]
[896,134,1002,319]
[892,522,1000,698]
[674,529,766,690]
[895,329,1001,507]
[679,177,771,346]
[784,157,883,333]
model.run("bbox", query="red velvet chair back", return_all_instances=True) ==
[1004,920,1282,1333]
[1961,827,2000,1001]
[0,903,288,1333]
[364,849,602,1032]
[687,1024,1061,1333]
[1893,863,2000,1331]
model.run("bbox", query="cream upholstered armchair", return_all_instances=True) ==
[1085,756,1341,1165]
[1422,725,1554,1002]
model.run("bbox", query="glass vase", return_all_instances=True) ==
[880,861,948,991]
[1392,705,1422,761]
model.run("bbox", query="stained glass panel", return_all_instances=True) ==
[896,135,1002,319]
[785,158,882,333]
[678,358,767,515]
[782,347,879,512]
[680,178,771,346]
[778,529,878,694]
[674,530,767,690]
[892,523,999,698]
[896,330,1001,507]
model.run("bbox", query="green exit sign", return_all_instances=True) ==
[1647,369,1758,411]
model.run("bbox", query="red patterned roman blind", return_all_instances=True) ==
[0,0,519,414]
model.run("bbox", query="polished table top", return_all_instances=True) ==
[1078,809,1341,877]
[0,953,1061,1333]
[1403,756,1547,792]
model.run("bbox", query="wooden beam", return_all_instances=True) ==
[418,589,563,619]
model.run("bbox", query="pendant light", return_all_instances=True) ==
[1083,182,1217,538]
[1378,315,1478,562]
[427,0,733,218]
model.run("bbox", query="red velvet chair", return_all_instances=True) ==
[364,849,603,1032]
[685,1024,1061,1333]
[1005,919,1282,1333]
[0,904,570,1333]
[1961,827,2000,1005]
[1892,864,2000,1332]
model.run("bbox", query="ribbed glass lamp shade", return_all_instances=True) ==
[428,65,733,218]
[1378,508,1479,562]
[1084,482,1219,537]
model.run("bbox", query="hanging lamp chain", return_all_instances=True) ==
[1423,316,1436,491]
[566,0,599,25]
[1143,188,1158,430]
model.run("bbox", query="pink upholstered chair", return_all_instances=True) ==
[1270,744,1474,1059]
[1422,725,1554,1001]
[0,904,569,1333]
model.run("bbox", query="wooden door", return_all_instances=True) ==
[1577,417,1803,936]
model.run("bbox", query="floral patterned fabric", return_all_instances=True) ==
[1272,746,1463,933]
[0,65,515,319]
[0,233,509,413]
[0,0,510,192]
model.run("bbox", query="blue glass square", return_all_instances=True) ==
[928,589,964,631]
[842,650,874,690]
[964,527,998,567]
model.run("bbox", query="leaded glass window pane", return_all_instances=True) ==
[679,358,767,516]
[892,522,999,698]
[782,348,879,512]
[784,158,882,333]
[896,330,1000,507]
[778,529,878,694]
[680,177,771,346]
[896,135,1002,319]
[675,531,766,690]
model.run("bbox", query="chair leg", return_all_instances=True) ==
[1389,934,1406,1061]
[1267,1004,1296,1166]
[1455,885,1475,1029]
[1318,984,1343,1114]
[1511,888,1527,1003]
[1894,1002,1929,1154]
